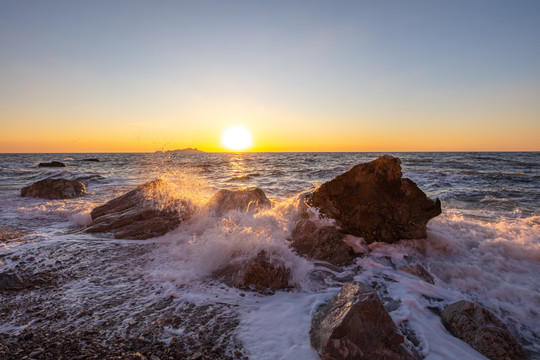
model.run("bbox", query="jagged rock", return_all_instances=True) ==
[212,250,291,291]
[290,219,355,266]
[399,264,435,284]
[85,179,191,240]
[21,179,86,200]
[310,282,418,360]
[207,188,271,215]
[441,300,526,360]
[0,272,22,291]
[38,161,66,167]
[309,155,441,243]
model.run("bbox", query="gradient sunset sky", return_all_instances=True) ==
[1,1,539,152]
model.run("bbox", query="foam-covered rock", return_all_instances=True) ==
[207,188,271,215]
[212,250,291,291]
[309,155,441,243]
[399,264,435,284]
[21,179,86,200]
[310,282,418,360]
[441,300,526,360]
[290,219,355,266]
[85,179,191,240]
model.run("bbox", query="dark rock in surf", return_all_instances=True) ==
[21,179,86,200]
[289,219,355,266]
[85,179,191,240]
[309,155,441,243]
[207,188,271,215]
[399,264,435,284]
[80,158,100,162]
[212,250,291,292]
[0,272,23,291]
[310,282,419,360]
[441,300,526,360]
[38,161,66,167]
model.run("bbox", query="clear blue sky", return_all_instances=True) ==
[1,0,539,151]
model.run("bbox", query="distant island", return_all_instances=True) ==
[155,148,205,153]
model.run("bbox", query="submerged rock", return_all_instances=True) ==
[80,158,100,162]
[0,272,22,291]
[309,155,441,243]
[441,300,526,360]
[21,179,86,199]
[310,282,418,360]
[212,250,291,291]
[207,188,271,215]
[86,179,191,240]
[290,219,355,266]
[399,264,435,284]
[38,161,66,167]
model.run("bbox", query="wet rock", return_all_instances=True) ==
[213,250,291,291]
[38,161,66,167]
[0,272,22,291]
[310,282,418,360]
[80,158,100,162]
[441,300,526,360]
[207,188,271,215]
[399,264,435,284]
[86,179,191,240]
[309,155,441,243]
[21,179,86,200]
[290,219,355,266]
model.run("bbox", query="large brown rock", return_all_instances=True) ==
[441,300,526,360]
[310,282,418,360]
[85,179,190,240]
[212,250,291,291]
[309,155,441,243]
[290,219,355,266]
[207,188,271,215]
[21,179,86,199]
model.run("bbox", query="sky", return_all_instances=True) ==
[0,0,539,152]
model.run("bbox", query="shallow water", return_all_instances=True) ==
[1,152,539,359]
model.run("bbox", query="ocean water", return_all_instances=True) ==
[0,152,539,359]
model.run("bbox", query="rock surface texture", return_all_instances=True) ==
[207,188,271,215]
[399,264,435,284]
[441,300,526,360]
[290,219,354,266]
[213,250,291,291]
[21,179,87,200]
[310,282,418,360]
[38,161,66,167]
[309,155,441,243]
[85,179,189,240]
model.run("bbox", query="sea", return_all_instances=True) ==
[0,152,539,359]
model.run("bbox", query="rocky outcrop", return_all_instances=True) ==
[212,250,291,291]
[85,179,190,240]
[290,220,355,266]
[399,264,435,284]
[310,282,418,360]
[309,155,441,243]
[38,161,66,167]
[21,179,86,199]
[207,188,271,215]
[441,300,526,360]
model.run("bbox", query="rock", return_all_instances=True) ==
[38,161,66,167]
[310,282,418,360]
[212,250,291,291]
[207,188,271,215]
[309,155,441,243]
[85,179,191,239]
[80,158,100,162]
[21,179,87,199]
[290,220,355,266]
[399,264,435,284]
[0,272,22,291]
[441,300,526,360]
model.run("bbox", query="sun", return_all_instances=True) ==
[221,126,253,151]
